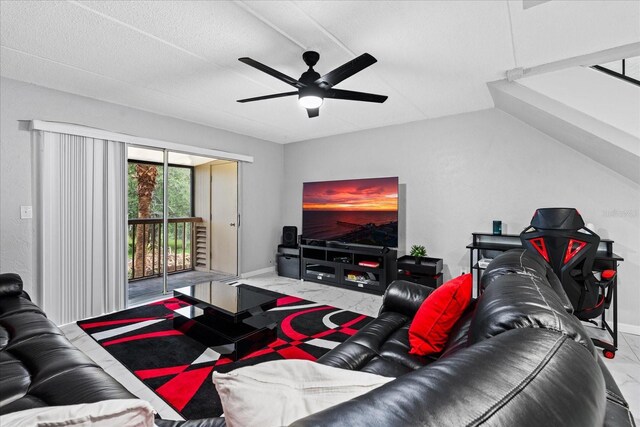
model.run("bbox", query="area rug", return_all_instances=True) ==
[77,285,373,420]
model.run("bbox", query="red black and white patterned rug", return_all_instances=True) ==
[77,284,372,420]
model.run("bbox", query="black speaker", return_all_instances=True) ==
[282,226,298,248]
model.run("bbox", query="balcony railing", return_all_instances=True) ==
[128,217,203,281]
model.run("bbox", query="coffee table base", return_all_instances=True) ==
[173,308,277,360]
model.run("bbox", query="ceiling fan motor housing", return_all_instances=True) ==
[298,86,323,100]
[299,70,321,85]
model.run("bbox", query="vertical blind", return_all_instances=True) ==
[33,131,127,324]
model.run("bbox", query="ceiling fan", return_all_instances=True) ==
[237,51,388,118]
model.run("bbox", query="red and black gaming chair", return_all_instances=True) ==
[520,208,617,323]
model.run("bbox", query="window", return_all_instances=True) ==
[127,160,195,280]
[127,161,194,219]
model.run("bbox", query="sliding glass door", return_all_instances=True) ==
[126,146,237,306]
[127,146,167,304]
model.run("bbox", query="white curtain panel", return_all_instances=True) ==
[32,131,127,325]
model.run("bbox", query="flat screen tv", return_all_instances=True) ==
[302,177,398,248]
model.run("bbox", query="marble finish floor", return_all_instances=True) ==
[61,272,639,423]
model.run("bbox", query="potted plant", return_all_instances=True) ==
[410,244,427,265]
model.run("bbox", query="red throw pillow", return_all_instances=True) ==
[408,274,473,356]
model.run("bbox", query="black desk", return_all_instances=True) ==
[467,232,624,356]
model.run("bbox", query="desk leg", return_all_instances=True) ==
[613,272,618,350]
[470,250,477,297]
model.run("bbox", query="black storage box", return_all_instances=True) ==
[396,255,444,288]
[277,244,300,279]
[397,256,443,275]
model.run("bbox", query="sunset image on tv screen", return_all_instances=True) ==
[302,177,398,247]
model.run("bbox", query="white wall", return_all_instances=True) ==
[0,77,284,297]
[283,108,640,330]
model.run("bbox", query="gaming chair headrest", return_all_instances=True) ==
[530,208,585,231]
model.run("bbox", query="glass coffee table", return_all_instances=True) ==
[172,281,278,360]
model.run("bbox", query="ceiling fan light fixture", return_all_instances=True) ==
[298,94,323,109]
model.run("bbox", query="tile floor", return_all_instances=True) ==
[60,272,640,423]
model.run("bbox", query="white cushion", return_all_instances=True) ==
[0,399,155,427]
[212,359,394,427]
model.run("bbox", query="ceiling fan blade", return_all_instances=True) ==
[238,57,305,89]
[307,108,320,118]
[237,91,298,103]
[314,53,377,88]
[325,88,388,103]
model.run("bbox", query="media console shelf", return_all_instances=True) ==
[300,242,397,295]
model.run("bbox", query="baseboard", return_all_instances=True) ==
[619,322,640,336]
[241,266,275,278]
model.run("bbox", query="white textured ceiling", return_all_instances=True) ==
[1,1,638,144]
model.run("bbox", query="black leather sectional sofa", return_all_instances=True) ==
[0,249,635,426]
[293,249,635,426]
[0,273,136,412]
[0,273,221,427]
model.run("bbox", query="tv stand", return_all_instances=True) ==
[300,243,397,295]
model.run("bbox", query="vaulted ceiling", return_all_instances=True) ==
[1,1,638,143]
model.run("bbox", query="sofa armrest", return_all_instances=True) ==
[0,273,24,298]
[379,280,434,318]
